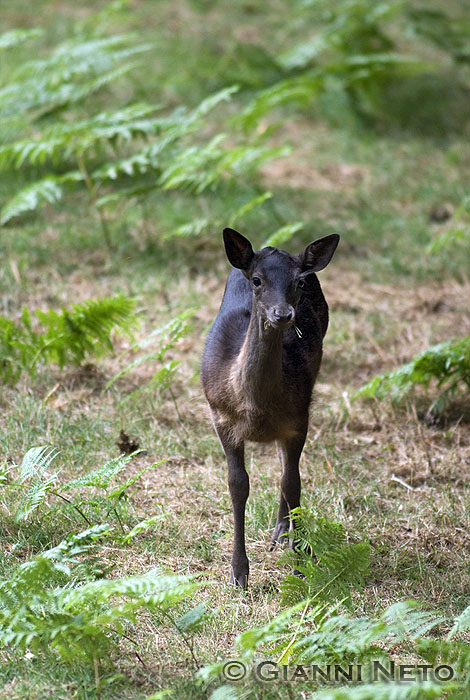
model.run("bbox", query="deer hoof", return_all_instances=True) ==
[229,566,249,589]
[269,521,289,550]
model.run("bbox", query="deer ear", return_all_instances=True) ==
[302,234,340,272]
[223,228,255,270]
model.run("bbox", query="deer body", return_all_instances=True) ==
[201,228,339,588]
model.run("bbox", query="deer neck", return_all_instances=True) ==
[233,305,284,404]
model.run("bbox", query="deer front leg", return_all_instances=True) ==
[227,443,250,588]
[216,426,250,588]
[270,432,306,551]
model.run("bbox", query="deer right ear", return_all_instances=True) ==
[302,234,340,272]
[223,228,255,270]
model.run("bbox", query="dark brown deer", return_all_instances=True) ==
[201,228,339,588]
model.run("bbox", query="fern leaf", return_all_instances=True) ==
[18,446,60,483]
[14,446,60,521]
[448,604,470,638]
[120,514,167,544]
[0,29,42,50]
[314,683,450,699]
[175,602,207,633]
[418,637,470,676]
[189,85,238,120]
[106,309,193,389]
[64,454,133,491]
[382,601,446,641]
[263,221,304,248]
[0,527,204,664]
[15,474,59,522]
[36,294,137,367]
[228,191,273,227]
[353,336,470,413]
[279,510,370,606]
[159,138,288,194]
[1,35,151,119]
[1,177,65,224]
[237,75,325,131]
[107,461,165,501]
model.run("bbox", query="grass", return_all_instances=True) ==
[1,0,470,698]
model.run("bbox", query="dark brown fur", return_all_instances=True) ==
[201,229,339,587]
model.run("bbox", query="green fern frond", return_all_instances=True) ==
[0,295,137,383]
[353,336,470,413]
[106,461,165,501]
[277,510,370,606]
[106,309,193,390]
[0,105,163,170]
[237,75,325,131]
[0,29,42,50]
[159,138,288,194]
[0,525,203,665]
[418,637,470,677]
[228,191,273,227]
[262,221,304,248]
[18,445,60,483]
[448,604,470,638]
[15,473,59,522]
[314,682,451,700]
[120,513,167,544]
[64,454,134,491]
[1,177,65,224]
[14,446,61,522]
[0,35,151,119]
[382,601,446,641]
[35,294,137,367]
[0,172,82,224]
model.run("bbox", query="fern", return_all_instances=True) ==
[202,598,468,699]
[0,29,42,50]
[279,509,370,607]
[8,445,164,532]
[314,684,452,699]
[0,526,204,668]
[106,309,194,393]
[382,601,446,641]
[64,453,135,491]
[15,446,61,522]
[262,221,304,248]
[0,34,152,121]
[231,0,467,130]
[1,15,287,238]
[0,173,81,225]
[353,336,470,415]
[0,80,246,226]
[201,512,470,697]
[0,295,137,383]
[158,138,288,194]
[36,295,137,366]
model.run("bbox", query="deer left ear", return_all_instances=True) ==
[302,234,340,272]
[223,228,255,270]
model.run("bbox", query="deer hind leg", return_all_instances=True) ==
[270,431,306,551]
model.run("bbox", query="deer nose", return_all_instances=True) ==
[273,306,294,324]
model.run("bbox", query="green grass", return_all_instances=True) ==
[1,0,470,698]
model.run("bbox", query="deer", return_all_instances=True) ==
[201,227,340,588]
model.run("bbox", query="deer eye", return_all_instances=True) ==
[298,278,306,289]
[252,276,262,287]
